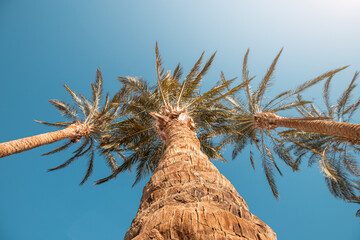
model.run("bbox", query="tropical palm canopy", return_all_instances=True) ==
[42,69,132,185]
[220,49,348,199]
[280,72,360,216]
[97,43,247,185]
[1,45,359,218]
[0,69,124,185]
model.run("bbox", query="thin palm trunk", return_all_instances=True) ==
[125,119,276,239]
[277,119,360,140]
[0,122,90,158]
[254,112,360,142]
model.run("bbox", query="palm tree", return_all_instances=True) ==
[0,69,123,184]
[222,49,348,198]
[279,73,360,216]
[100,44,277,239]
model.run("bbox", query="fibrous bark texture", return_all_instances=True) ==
[254,112,360,143]
[125,119,276,240]
[0,122,90,158]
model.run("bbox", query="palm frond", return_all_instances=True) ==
[267,132,298,171]
[337,71,359,118]
[262,157,279,199]
[35,69,125,184]
[49,100,77,120]
[186,76,239,109]
[249,150,255,171]
[270,100,312,113]
[80,147,94,185]
[63,84,86,116]
[242,49,251,101]
[323,74,334,113]
[155,42,168,107]
[42,140,72,156]
[292,66,349,96]
[172,63,183,82]
[263,90,291,111]
[256,48,283,105]
[87,68,103,122]
[342,151,360,177]
[347,98,360,120]
[319,148,341,181]
[103,151,118,172]
[177,52,205,104]
[35,120,72,128]
[222,49,351,201]
[47,138,91,171]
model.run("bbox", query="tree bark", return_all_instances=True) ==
[125,120,276,240]
[254,112,360,142]
[0,123,90,158]
[276,118,360,140]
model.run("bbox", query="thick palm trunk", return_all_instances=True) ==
[254,112,360,142]
[125,119,276,240]
[0,122,90,158]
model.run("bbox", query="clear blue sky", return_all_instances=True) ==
[0,0,359,239]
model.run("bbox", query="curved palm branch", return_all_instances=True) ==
[37,69,125,184]
[222,49,347,198]
[96,43,247,185]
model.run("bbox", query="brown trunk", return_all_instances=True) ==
[0,122,90,158]
[125,120,276,240]
[276,118,360,141]
[254,112,360,142]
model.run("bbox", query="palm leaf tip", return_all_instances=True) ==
[250,150,255,171]
[155,42,168,107]
[48,99,77,120]
[263,159,280,199]
[93,173,116,185]
[177,51,206,105]
[256,48,283,104]
[41,141,72,156]
[356,209,360,218]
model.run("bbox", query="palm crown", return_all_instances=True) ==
[222,49,347,198]
[280,72,360,214]
[38,69,124,184]
[97,43,247,185]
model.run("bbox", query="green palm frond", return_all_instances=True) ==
[155,42,169,106]
[256,48,283,106]
[48,100,78,120]
[63,84,86,116]
[222,49,347,198]
[41,140,72,156]
[34,120,72,128]
[177,52,205,103]
[323,74,333,114]
[280,72,360,213]
[95,45,247,186]
[80,148,94,185]
[337,72,358,119]
[266,131,298,170]
[38,69,124,185]
[103,151,119,172]
[172,63,183,82]
[47,137,91,171]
